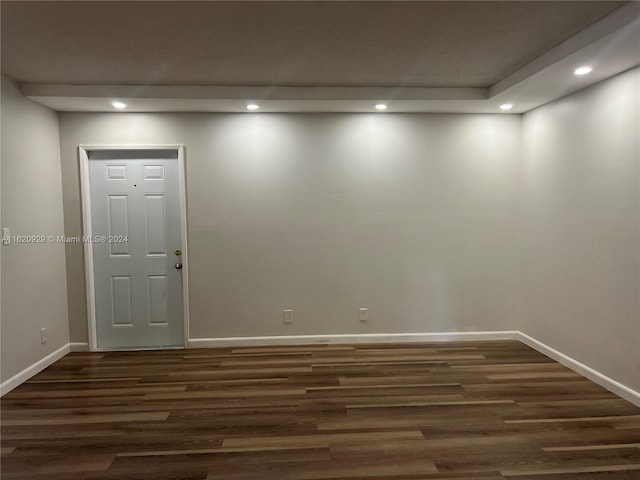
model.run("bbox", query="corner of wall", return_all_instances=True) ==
[1,74,70,390]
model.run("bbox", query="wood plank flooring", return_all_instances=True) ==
[1,340,639,479]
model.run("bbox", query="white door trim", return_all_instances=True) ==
[78,145,189,351]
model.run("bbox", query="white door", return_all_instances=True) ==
[88,150,184,349]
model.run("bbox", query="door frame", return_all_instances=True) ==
[78,145,189,351]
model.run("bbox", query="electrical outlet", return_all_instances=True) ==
[40,327,47,344]
[359,307,368,323]
[283,309,293,325]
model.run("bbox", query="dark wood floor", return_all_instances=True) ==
[1,340,639,479]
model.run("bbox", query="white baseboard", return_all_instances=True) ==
[70,342,90,352]
[0,343,70,396]
[188,331,519,348]
[516,332,640,408]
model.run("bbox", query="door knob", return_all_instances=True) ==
[175,263,183,270]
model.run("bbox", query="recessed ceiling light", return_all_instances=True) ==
[574,66,593,76]
[375,104,388,111]
[246,104,260,111]
[111,101,127,109]
[500,103,513,111]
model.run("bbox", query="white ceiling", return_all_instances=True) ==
[2,1,639,113]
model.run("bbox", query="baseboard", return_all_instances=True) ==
[0,343,70,396]
[516,332,640,408]
[70,342,90,352]
[188,331,519,348]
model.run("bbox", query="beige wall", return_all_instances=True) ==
[59,113,522,342]
[519,67,640,392]
[1,76,69,382]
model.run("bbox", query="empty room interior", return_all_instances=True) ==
[1,1,640,478]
